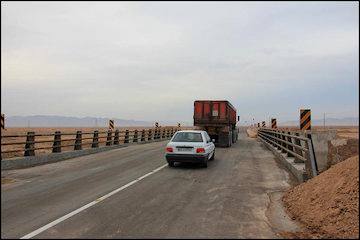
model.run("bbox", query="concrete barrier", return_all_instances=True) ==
[1,139,166,170]
[310,130,337,172]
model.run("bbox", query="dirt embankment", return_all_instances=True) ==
[246,128,258,138]
[281,155,359,239]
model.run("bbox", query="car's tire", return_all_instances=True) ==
[210,151,215,160]
[168,161,175,167]
[202,159,208,168]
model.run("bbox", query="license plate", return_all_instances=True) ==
[177,148,192,152]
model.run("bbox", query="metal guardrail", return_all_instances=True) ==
[1,127,184,159]
[257,128,318,178]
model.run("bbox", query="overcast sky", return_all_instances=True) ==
[1,1,359,124]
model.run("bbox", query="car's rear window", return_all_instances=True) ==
[171,132,203,142]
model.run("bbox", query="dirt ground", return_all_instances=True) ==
[1,126,188,159]
[246,127,258,138]
[281,155,359,239]
[335,127,359,139]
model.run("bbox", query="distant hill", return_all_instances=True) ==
[4,115,191,127]
[279,117,359,126]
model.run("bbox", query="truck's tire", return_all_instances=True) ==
[228,131,232,147]
[168,161,175,167]
[233,130,237,143]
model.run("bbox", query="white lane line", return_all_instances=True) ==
[20,164,168,239]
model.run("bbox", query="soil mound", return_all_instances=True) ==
[246,128,257,138]
[282,155,359,238]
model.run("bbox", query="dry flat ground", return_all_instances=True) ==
[278,126,358,139]
[1,127,188,159]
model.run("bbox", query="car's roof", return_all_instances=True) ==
[175,130,205,133]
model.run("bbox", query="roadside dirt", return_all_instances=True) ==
[281,155,359,239]
[246,128,257,138]
[1,177,16,185]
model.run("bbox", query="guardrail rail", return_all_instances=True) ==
[1,127,184,160]
[257,127,318,180]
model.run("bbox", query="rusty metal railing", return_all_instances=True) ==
[257,128,318,178]
[1,126,187,159]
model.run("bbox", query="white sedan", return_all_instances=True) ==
[165,130,215,168]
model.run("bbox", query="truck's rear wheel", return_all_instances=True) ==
[227,131,232,147]
[232,130,237,143]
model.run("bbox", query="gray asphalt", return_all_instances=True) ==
[1,129,298,239]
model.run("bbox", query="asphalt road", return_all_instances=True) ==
[1,130,298,239]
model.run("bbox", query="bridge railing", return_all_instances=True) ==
[1,126,186,159]
[257,128,318,178]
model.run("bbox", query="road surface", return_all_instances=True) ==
[2,130,298,238]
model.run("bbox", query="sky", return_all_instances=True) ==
[1,1,359,124]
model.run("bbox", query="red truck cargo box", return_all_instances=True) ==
[194,100,237,126]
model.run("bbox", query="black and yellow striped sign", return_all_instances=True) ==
[271,118,277,129]
[1,114,4,130]
[300,109,311,130]
[155,122,159,128]
[109,119,114,130]
[257,123,260,128]
[177,123,181,127]
[262,121,265,127]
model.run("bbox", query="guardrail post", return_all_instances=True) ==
[74,131,82,150]
[286,131,294,157]
[274,130,281,150]
[133,130,138,142]
[280,131,287,153]
[166,128,170,138]
[306,133,318,177]
[124,130,129,143]
[272,130,278,147]
[114,129,120,145]
[293,132,304,163]
[24,132,35,156]
[106,130,113,146]
[162,128,166,139]
[148,129,152,141]
[141,129,146,142]
[275,130,280,146]
[52,131,61,153]
[92,130,99,148]
[158,127,161,139]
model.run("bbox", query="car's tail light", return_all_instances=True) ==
[166,147,173,152]
[196,148,205,153]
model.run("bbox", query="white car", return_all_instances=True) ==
[165,130,215,168]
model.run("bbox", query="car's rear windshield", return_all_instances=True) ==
[171,132,203,142]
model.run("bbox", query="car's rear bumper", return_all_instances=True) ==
[165,153,208,163]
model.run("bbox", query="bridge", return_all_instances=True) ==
[1,128,301,238]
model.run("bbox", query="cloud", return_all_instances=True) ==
[1,2,358,123]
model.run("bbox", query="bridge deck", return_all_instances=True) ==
[1,130,298,238]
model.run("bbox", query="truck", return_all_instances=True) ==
[193,100,239,147]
